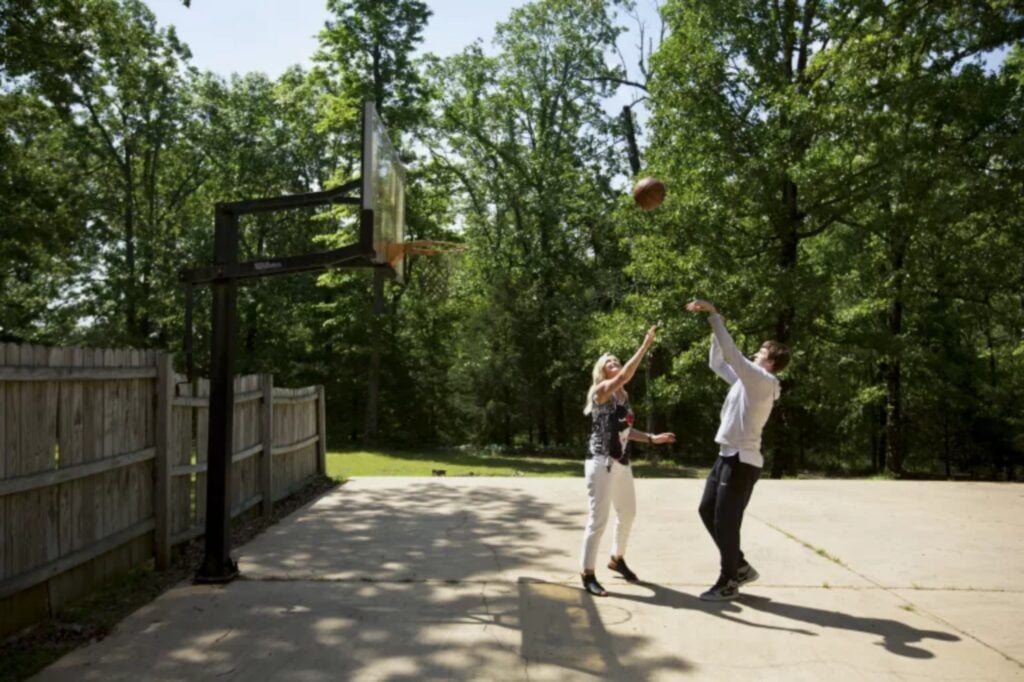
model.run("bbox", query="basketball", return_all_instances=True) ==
[633,176,666,210]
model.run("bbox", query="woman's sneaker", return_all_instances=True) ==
[699,578,739,601]
[737,563,760,586]
[607,556,639,581]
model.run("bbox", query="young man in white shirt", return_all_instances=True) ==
[686,299,791,601]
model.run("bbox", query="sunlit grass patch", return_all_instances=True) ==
[327,449,707,479]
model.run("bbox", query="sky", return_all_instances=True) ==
[142,0,1004,155]
[145,0,664,80]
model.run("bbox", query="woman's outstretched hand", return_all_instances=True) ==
[685,300,717,315]
[652,432,676,445]
[643,325,657,348]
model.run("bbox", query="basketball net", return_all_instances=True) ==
[386,240,465,297]
[385,240,464,265]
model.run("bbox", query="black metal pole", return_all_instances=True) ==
[196,206,240,583]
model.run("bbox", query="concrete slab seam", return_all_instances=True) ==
[750,513,1024,670]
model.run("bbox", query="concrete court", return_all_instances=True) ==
[35,477,1024,681]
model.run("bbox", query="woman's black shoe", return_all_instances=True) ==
[607,556,639,581]
[582,573,608,596]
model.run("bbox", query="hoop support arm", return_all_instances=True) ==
[181,243,374,285]
[218,179,361,215]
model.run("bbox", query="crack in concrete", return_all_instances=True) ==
[477,581,520,663]
[481,541,504,572]
[751,514,1024,670]
[238,572,1024,592]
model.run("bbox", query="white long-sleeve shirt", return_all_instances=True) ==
[708,313,780,468]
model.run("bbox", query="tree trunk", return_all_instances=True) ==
[769,178,800,479]
[884,358,904,475]
[124,147,137,342]
[645,353,658,464]
[943,414,951,479]
[555,389,566,446]
[538,398,549,447]
[877,401,888,473]
[506,384,514,447]
[869,404,879,472]
[622,106,641,176]
[350,390,360,442]
[885,224,907,475]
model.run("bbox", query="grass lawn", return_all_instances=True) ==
[327,449,708,479]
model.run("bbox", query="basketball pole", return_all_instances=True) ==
[181,100,402,584]
[183,184,372,584]
[196,205,240,582]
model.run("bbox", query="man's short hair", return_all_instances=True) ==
[762,341,791,373]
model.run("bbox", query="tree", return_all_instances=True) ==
[647,0,1024,476]
[427,0,627,445]
[314,0,434,443]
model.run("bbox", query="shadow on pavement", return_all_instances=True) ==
[613,581,817,635]
[36,484,694,681]
[241,482,584,581]
[739,594,960,659]
[517,578,693,678]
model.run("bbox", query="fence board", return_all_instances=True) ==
[1,343,325,637]
[0,448,156,496]
[59,348,81,602]
[80,349,102,556]
[235,375,260,516]
[260,375,273,517]
[14,346,43,585]
[2,344,16,581]
[316,386,327,475]
[40,348,60,569]
[98,348,116,580]
[196,378,209,531]
[0,347,6,580]
[155,354,173,568]
[171,380,193,538]
[127,350,139,532]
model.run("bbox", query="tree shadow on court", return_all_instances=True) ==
[237,482,586,581]
[36,483,696,681]
[737,594,960,659]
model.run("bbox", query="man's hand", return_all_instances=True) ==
[686,299,718,315]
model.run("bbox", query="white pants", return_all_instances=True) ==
[580,458,637,572]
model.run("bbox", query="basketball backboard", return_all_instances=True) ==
[362,101,407,284]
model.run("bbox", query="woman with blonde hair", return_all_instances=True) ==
[580,325,676,596]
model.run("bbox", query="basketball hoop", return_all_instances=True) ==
[385,240,464,268]
[385,240,464,297]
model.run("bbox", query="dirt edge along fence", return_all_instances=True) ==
[0,344,327,636]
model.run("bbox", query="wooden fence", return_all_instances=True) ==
[0,344,327,636]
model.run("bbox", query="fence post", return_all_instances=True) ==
[261,374,274,517]
[154,353,174,569]
[316,385,327,476]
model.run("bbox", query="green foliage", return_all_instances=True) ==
[424,0,630,446]
[646,0,1024,476]
[2,0,1022,479]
